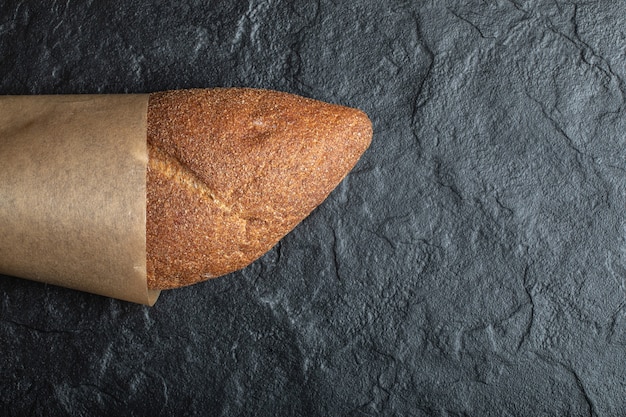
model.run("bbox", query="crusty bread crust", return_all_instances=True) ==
[146,88,372,289]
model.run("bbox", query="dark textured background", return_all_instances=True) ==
[1,1,625,416]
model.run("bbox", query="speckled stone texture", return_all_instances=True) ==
[1,1,625,416]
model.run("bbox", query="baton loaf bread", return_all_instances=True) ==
[146,88,372,289]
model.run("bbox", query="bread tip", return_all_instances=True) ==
[146,88,373,290]
[352,107,374,152]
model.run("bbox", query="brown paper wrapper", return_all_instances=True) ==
[0,94,160,305]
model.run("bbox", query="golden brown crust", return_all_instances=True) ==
[146,88,372,289]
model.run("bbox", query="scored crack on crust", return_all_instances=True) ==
[149,145,233,215]
[146,88,372,289]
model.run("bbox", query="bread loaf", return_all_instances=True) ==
[146,88,372,289]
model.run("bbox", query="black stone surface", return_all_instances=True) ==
[1,1,625,416]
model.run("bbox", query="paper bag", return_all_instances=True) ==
[0,95,160,305]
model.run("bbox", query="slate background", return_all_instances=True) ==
[1,1,625,416]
